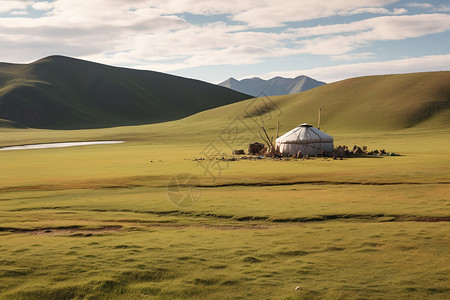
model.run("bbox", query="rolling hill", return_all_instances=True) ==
[0,56,252,129]
[218,75,326,97]
[191,71,450,135]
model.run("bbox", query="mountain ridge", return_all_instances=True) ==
[218,75,326,97]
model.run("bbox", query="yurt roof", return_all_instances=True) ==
[276,123,333,144]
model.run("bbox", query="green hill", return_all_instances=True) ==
[0,56,252,129]
[186,71,450,134]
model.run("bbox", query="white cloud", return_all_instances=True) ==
[406,3,433,9]
[32,1,54,11]
[330,52,375,61]
[291,14,450,57]
[82,23,286,71]
[232,0,400,28]
[341,7,407,16]
[0,0,31,13]
[358,14,450,40]
[146,0,261,16]
[292,14,450,38]
[87,13,450,69]
[432,5,450,12]
[9,10,29,15]
[143,0,402,22]
[0,1,190,62]
[260,54,450,83]
[406,2,450,12]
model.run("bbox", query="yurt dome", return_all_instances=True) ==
[275,123,334,155]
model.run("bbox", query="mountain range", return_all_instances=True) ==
[218,75,326,97]
[0,56,251,129]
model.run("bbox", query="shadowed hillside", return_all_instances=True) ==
[0,56,252,129]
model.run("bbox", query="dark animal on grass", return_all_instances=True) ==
[248,142,265,155]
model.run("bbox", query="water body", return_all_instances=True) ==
[0,141,124,151]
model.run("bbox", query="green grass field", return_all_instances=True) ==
[0,72,449,299]
[1,122,449,299]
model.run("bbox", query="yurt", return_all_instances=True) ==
[276,123,334,156]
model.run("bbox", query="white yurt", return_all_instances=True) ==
[276,123,334,156]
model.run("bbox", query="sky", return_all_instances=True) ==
[1,0,450,83]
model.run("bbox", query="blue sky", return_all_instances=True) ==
[1,0,449,83]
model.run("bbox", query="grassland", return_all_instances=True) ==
[1,128,449,299]
[0,72,449,299]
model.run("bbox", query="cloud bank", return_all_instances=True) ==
[0,0,449,82]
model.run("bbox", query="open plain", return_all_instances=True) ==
[1,74,449,299]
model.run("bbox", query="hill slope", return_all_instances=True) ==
[0,56,252,129]
[0,118,27,129]
[218,75,326,97]
[192,72,450,134]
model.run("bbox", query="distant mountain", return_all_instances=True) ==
[218,75,326,97]
[0,56,252,129]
